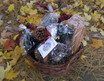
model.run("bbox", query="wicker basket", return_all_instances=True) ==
[26,14,85,76]
[27,43,84,76]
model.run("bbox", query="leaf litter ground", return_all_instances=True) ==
[0,0,104,81]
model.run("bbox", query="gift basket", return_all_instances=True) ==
[16,3,85,76]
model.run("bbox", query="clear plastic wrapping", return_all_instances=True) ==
[48,42,71,64]
[20,29,40,55]
[40,4,58,27]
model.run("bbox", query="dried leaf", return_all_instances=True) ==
[3,40,15,51]
[21,79,25,81]
[82,39,87,46]
[29,9,37,15]
[91,39,104,49]
[9,46,21,66]
[7,4,15,13]
[81,55,86,60]
[90,26,98,32]
[0,66,5,81]
[101,16,104,23]
[99,29,104,36]
[4,70,20,80]
[1,29,13,38]
[0,20,3,26]
[0,51,3,56]
[84,12,91,21]
[83,5,89,12]
[4,62,11,72]
[13,34,19,40]
[91,11,101,22]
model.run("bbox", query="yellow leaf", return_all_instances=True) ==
[51,2,58,8]
[78,0,83,7]
[81,55,86,60]
[73,2,80,7]
[55,11,60,17]
[10,46,21,66]
[20,6,29,16]
[0,57,4,63]
[101,16,104,23]
[29,9,37,15]
[26,15,43,26]
[0,51,3,56]
[3,51,13,59]
[4,70,20,80]
[82,39,87,46]
[100,3,104,8]
[21,79,25,81]
[0,66,5,81]
[83,5,89,12]
[7,4,15,13]
[4,62,11,72]
[91,11,101,22]
[84,21,89,26]
[27,1,36,9]
[99,29,104,36]
[0,20,3,26]
[84,12,91,21]
[13,34,19,40]
[90,26,98,32]
[61,8,70,15]
[91,39,104,49]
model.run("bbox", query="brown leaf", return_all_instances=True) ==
[91,39,104,49]
[1,29,13,38]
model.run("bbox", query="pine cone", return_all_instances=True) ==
[33,28,47,41]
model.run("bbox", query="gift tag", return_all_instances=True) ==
[38,37,57,58]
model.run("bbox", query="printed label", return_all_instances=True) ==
[38,37,57,58]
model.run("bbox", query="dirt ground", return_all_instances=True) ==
[0,0,104,81]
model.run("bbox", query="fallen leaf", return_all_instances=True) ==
[1,29,13,38]
[29,9,37,15]
[18,16,26,23]
[10,46,21,66]
[0,57,4,63]
[3,39,15,51]
[83,5,89,12]
[7,4,15,13]
[13,34,19,40]
[0,38,8,45]
[0,52,3,56]
[0,66,5,81]
[84,21,89,26]
[91,39,104,49]
[21,79,25,81]
[4,70,20,80]
[90,26,98,32]
[20,6,29,16]
[4,62,11,72]
[101,16,104,23]
[81,55,86,60]
[99,29,104,36]
[0,20,3,26]
[84,12,91,21]
[91,11,101,22]
[82,39,87,46]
